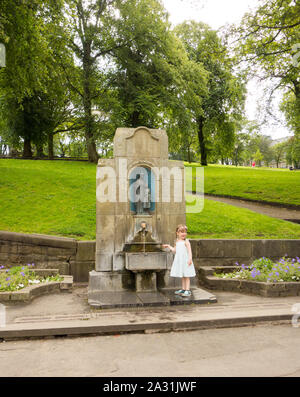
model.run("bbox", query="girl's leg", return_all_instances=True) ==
[185,277,190,291]
[182,277,187,291]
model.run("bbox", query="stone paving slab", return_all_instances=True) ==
[88,291,143,309]
[136,291,170,306]
[0,298,295,340]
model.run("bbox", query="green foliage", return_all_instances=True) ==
[173,21,246,165]
[0,0,75,156]
[107,0,191,128]
[285,135,300,168]
[230,0,300,135]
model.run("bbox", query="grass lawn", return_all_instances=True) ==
[1,159,300,240]
[186,196,300,239]
[0,159,96,240]
[184,163,300,206]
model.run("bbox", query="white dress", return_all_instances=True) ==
[170,240,196,278]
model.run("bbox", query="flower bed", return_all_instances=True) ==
[214,256,300,283]
[0,263,63,292]
[0,264,73,303]
[201,256,300,297]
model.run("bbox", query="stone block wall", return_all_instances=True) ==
[0,231,94,282]
[190,239,300,268]
[0,231,299,283]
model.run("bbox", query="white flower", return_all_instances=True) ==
[18,284,24,288]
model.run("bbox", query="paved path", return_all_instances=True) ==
[204,194,300,223]
[0,324,299,377]
[1,286,300,377]
[1,285,299,340]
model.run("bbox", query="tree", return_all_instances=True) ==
[61,0,120,163]
[273,141,287,168]
[230,0,300,135]
[105,0,195,131]
[257,135,274,166]
[0,0,73,157]
[254,149,264,166]
[280,91,300,135]
[286,135,300,168]
[174,21,246,165]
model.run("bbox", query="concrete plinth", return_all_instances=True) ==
[87,287,217,309]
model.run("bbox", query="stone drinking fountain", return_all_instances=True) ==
[88,126,217,308]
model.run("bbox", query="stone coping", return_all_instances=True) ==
[0,230,77,249]
[204,275,300,297]
[0,275,73,303]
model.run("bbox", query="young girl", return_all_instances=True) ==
[162,224,196,297]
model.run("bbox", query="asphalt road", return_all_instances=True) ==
[0,323,299,377]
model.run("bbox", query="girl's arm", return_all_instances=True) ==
[162,243,176,253]
[185,239,193,265]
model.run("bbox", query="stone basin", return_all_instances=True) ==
[125,252,167,272]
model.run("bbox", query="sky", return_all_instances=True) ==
[161,0,292,139]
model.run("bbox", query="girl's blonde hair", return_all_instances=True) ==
[176,224,188,240]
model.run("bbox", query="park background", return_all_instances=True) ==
[0,0,299,240]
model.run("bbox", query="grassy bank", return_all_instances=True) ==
[1,159,300,240]
[185,163,300,206]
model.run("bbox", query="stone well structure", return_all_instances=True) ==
[88,126,187,306]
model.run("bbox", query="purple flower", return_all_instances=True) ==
[241,264,245,269]
[7,283,10,286]
[21,272,25,277]
[275,272,279,276]
[6,277,10,281]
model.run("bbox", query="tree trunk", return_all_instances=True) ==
[23,138,32,158]
[130,111,140,128]
[48,132,54,159]
[187,146,191,163]
[197,116,207,166]
[36,142,44,158]
[83,41,99,164]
